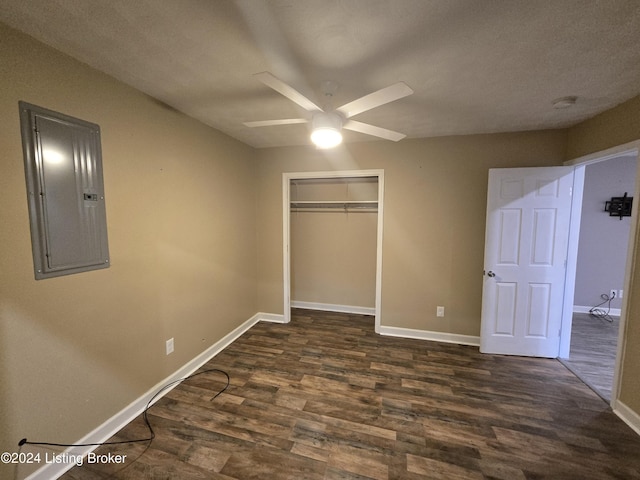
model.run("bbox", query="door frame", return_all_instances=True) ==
[282,169,385,330]
[562,140,640,405]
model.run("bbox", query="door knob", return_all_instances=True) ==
[486,270,496,277]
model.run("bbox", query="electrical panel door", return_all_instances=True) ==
[20,102,110,279]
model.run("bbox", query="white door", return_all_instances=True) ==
[480,167,575,357]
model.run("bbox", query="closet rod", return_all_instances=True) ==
[290,201,378,210]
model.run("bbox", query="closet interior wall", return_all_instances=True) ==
[290,177,378,312]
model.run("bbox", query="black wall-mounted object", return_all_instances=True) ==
[605,192,633,220]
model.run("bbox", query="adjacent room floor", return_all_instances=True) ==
[560,312,620,402]
[58,309,639,480]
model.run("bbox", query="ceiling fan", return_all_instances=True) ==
[243,72,413,148]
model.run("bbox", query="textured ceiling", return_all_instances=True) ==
[2,0,640,148]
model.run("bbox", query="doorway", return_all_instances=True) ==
[282,170,385,329]
[561,142,640,404]
[561,153,638,401]
[479,142,640,407]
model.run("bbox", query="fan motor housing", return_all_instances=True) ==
[312,112,343,131]
[310,112,343,148]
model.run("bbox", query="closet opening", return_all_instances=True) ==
[282,170,385,330]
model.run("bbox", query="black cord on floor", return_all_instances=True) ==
[589,292,615,323]
[18,368,230,449]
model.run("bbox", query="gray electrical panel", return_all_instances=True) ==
[19,102,110,279]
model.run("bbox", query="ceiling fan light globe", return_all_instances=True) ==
[311,127,342,149]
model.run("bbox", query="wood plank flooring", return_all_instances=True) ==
[61,309,640,479]
[560,313,619,401]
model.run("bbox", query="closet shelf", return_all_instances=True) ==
[290,200,378,210]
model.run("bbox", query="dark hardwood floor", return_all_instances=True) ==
[560,313,619,401]
[61,309,640,479]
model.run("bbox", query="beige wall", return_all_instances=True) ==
[291,211,378,308]
[567,95,640,160]
[255,131,567,335]
[566,95,640,421]
[0,23,257,477]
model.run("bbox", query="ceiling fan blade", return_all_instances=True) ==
[343,119,407,142]
[243,118,308,127]
[336,82,413,119]
[254,72,323,112]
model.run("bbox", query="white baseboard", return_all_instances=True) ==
[291,300,375,316]
[613,399,640,437]
[573,305,621,316]
[255,312,287,323]
[290,303,479,347]
[25,312,269,480]
[378,325,480,347]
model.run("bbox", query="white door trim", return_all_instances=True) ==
[558,165,585,358]
[563,140,640,406]
[282,169,385,331]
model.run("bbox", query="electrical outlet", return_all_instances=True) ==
[436,306,445,317]
[610,289,617,299]
[166,338,174,355]
[619,289,624,299]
